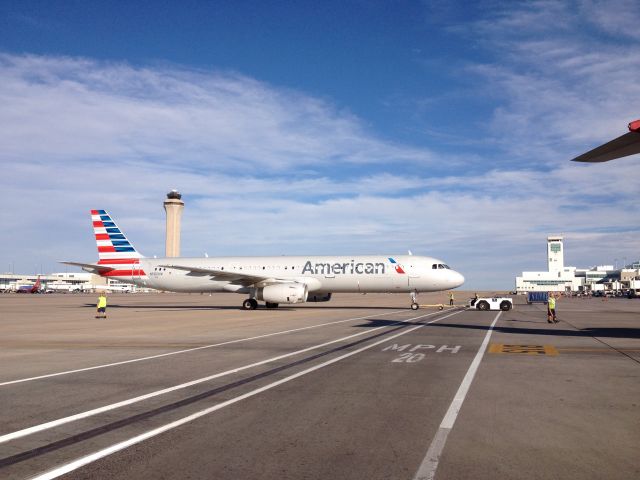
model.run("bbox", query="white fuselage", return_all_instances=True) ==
[118,255,464,294]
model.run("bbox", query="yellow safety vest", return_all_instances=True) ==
[97,296,107,308]
[548,297,556,309]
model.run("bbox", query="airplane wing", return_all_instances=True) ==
[572,120,640,162]
[59,261,114,275]
[159,264,283,287]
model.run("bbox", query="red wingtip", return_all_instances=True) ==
[629,119,640,132]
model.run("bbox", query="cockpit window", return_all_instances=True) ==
[432,264,437,269]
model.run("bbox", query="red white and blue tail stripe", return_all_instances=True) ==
[91,210,145,277]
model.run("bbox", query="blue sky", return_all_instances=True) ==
[1,0,639,289]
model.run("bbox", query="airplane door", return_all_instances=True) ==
[406,262,420,289]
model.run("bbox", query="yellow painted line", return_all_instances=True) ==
[418,304,456,309]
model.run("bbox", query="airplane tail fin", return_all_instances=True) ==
[91,210,144,264]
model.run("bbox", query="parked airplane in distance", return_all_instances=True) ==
[571,119,640,162]
[63,210,464,310]
[16,276,42,294]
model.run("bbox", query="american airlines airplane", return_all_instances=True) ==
[63,210,464,310]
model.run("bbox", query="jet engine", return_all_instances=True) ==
[257,283,308,304]
[307,293,332,302]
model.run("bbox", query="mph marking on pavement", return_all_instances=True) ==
[383,344,461,363]
[489,344,558,355]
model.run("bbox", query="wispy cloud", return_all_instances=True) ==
[580,0,640,41]
[0,54,434,171]
[461,0,640,159]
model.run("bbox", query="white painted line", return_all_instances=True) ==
[413,311,501,480]
[0,309,405,387]
[0,310,441,444]
[30,309,463,480]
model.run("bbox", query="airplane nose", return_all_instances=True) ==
[451,271,465,288]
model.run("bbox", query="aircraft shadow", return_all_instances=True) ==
[83,304,246,311]
[430,322,640,339]
[81,304,402,311]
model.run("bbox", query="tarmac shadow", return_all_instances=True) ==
[429,322,640,339]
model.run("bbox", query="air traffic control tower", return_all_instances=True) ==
[164,189,184,257]
[547,235,564,272]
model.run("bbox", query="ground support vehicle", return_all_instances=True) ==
[469,296,513,311]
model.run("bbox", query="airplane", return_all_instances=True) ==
[571,119,640,162]
[16,276,42,294]
[62,210,465,310]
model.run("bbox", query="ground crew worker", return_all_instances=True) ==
[547,293,558,323]
[448,291,454,306]
[96,293,107,319]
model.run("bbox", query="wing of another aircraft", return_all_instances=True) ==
[159,264,285,287]
[572,120,640,162]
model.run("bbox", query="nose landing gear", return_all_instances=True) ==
[410,290,419,310]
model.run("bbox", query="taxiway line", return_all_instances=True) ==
[413,311,501,480]
[0,309,405,387]
[28,309,464,480]
[0,309,437,444]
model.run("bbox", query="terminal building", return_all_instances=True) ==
[0,272,150,293]
[515,236,640,295]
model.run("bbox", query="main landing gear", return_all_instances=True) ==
[242,298,258,310]
[242,299,280,310]
[410,290,419,310]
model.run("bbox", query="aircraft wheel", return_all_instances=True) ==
[242,298,258,310]
[410,303,419,310]
[265,302,279,308]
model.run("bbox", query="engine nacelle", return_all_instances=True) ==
[257,283,308,304]
[307,293,332,302]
